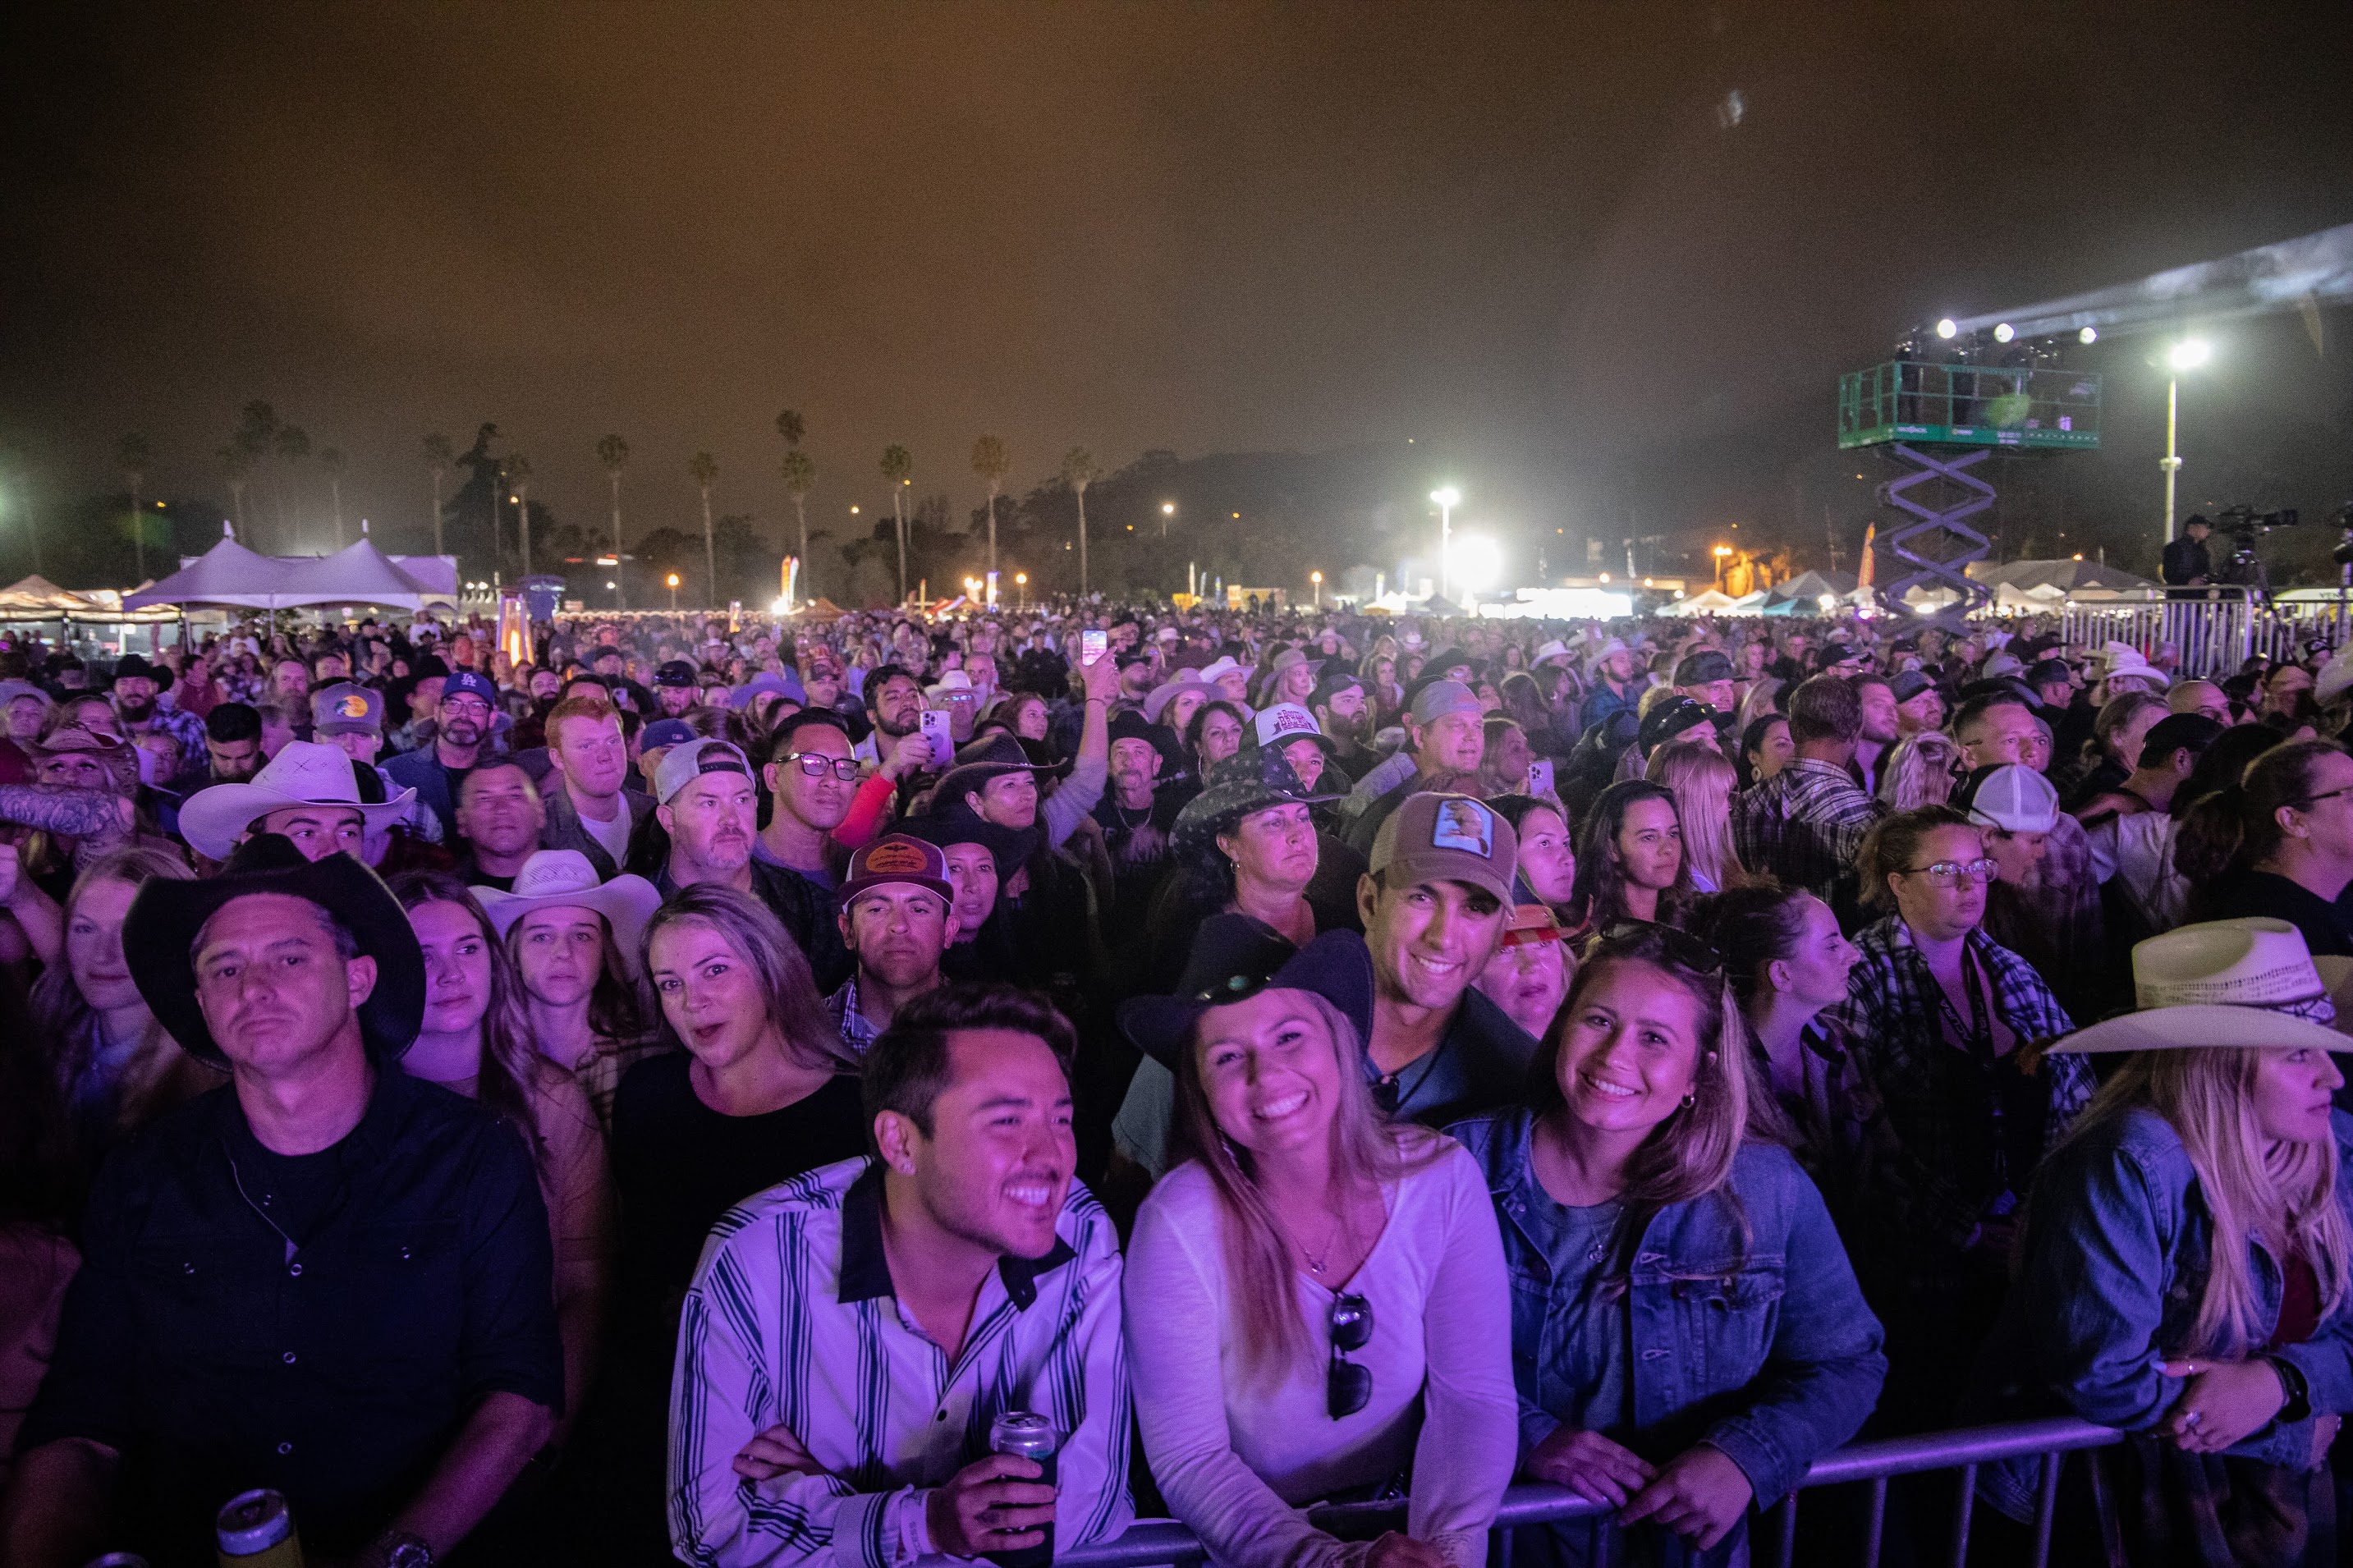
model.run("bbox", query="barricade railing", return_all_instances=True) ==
[1057,1416,2122,1568]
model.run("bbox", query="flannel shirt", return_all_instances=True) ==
[823,976,883,1055]
[1731,759,1882,901]
[137,703,212,788]
[1827,917,2094,1285]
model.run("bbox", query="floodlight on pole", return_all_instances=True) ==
[1310,569,1323,608]
[2162,339,2213,544]
[1430,488,1461,600]
[1993,323,2015,343]
[1934,319,1958,339]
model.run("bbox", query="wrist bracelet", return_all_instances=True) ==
[2267,1355,2314,1423]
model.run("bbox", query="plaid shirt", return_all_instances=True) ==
[1828,917,2094,1281]
[824,975,883,1054]
[1731,758,1882,900]
[138,702,212,788]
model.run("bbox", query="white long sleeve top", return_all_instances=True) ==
[1122,1138,1516,1568]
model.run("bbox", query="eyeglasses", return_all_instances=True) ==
[1599,919,1724,975]
[2295,786,2353,809]
[1328,1292,1374,1418]
[1901,857,1999,887]
[779,751,860,782]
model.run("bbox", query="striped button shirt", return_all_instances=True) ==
[1731,757,1883,901]
[670,1156,1133,1567]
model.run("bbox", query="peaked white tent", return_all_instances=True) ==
[122,531,297,610]
[125,533,459,612]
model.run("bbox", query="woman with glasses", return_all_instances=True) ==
[1121,919,1516,1568]
[2180,739,2353,961]
[1449,924,1885,1566]
[1827,806,2095,1433]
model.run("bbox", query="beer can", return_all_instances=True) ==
[216,1488,305,1568]
[984,1411,1059,1568]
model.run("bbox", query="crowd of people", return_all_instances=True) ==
[1,598,2351,1567]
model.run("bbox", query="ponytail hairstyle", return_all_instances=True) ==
[2065,1048,2351,1357]
[2176,739,2346,888]
[1535,923,1755,1285]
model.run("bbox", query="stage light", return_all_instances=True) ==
[2168,339,2211,371]
[1935,319,1957,339]
[1993,323,2015,343]
[2079,327,2098,345]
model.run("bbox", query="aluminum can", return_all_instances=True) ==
[215,1488,305,1568]
[984,1410,1060,1568]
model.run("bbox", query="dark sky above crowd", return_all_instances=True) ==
[2,1,2350,578]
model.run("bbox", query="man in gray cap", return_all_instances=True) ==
[1672,649,1736,714]
[1341,677,1488,854]
[654,736,851,988]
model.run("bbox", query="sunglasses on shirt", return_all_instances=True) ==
[1328,1292,1374,1419]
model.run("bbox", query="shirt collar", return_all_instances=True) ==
[836,1158,1077,1311]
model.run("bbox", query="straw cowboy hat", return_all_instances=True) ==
[470,850,663,981]
[2048,918,2346,1054]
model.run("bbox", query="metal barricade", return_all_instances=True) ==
[1058,1417,2121,1568]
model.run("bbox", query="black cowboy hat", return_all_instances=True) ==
[900,805,1043,879]
[1171,745,1343,861]
[1118,916,1377,1071]
[123,834,428,1069]
[933,731,1071,811]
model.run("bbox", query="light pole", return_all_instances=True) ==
[667,572,681,613]
[1430,487,1461,601]
[2163,338,2210,544]
[1015,571,1028,608]
[1159,501,1175,538]
[1310,570,1323,608]
[1712,543,1732,591]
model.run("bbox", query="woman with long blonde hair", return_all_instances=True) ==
[1449,923,1884,1563]
[1979,919,2353,1566]
[1875,729,1963,810]
[1646,740,1749,894]
[1121,918,1514,1568]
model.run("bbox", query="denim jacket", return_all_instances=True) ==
[1975,1106,2353,1518]
[1450,1110,1887,1551]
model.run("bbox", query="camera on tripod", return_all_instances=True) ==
[2209,505,2298,591]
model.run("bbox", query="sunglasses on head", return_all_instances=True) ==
[1598,919,1725,975]
[1328,1292,1374,1419]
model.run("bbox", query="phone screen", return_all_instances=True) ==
[1081,629,1108,663]
[1526,759,1555,798]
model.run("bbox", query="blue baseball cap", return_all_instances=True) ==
[641,718,698,750]
[440,670,498,705]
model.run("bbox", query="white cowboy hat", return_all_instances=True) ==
[2050,919,2343,1053]
[1532,640,1572,667]
[470,850,663,980]
[2102,642,2163,686]
[178,740,418,862]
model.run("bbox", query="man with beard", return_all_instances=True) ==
[1853,672,1901,796]
[1092,710,1180,934]
[385,669,500,841]
[109,653,205,789]
[1580,636,1641,728]
[824,834,959,1052]
[654,736,851,990]
[653,660,702,717]
[851,663,929,773]
[1310,667,1376,782]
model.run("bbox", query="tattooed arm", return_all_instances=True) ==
[0,786,126,839]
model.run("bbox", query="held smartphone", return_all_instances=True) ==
[1080,628,1108,663]
[919,708,956,759]
[1526,759,1555,798]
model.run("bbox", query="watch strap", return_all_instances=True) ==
[2266,1354,2314,1424]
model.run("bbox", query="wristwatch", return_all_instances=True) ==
[2265,1355,2314,1424]
[376,1531,435,1568]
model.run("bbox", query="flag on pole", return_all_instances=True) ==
[1858,521,1876,589]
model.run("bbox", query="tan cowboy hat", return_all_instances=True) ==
[2049,919,2346,1053]
[470,850,663,980]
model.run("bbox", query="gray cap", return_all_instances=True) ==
[654,738,755,806]
[311,681,382,736]
[1408,678,1483,725]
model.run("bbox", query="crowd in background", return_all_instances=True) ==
[2,594,2352,1567]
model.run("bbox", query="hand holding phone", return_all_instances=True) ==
[1526,759,1555,798]
[1081,628,1108,663]
[919,708,956,759]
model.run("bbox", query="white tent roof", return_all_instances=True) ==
[1666,589,1741,617]
[126,536,454,611]
[122,533,296,609]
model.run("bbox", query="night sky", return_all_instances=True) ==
[4,1,2350,587]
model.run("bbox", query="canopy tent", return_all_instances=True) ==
[1966,558,2158,598]
[1664,589,1741,617]
[125,534,456,612]
[1765,568,1860,605]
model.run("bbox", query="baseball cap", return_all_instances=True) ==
[1887,670,1936,705]
[2140,713,2224,763]
[1408,678,1483,726]
[1250,703,1328,751]
[640,718,697,751]
[2024,658,2074,689]
[654,659,700,689]
[1369,791,1518,906]
[837,832,956,908]
[654,738,754,805]
[1672,650,1735,686]
[311,681,382,736]
[1309,668,1365,709]
[441,670,498,705]
[1954,763,2059,834]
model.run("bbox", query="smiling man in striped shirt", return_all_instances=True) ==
[669,985,1132,1568]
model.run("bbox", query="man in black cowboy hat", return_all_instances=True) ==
[3,838,562,1568]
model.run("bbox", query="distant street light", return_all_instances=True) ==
[1310,569,1323,609]
[1014,571,1028,608]
[1712,543,1733,591]
[2163,338,2213,544]
[1431,487,1461,599]
[1159,501,1176,538]
[666,571,681,612]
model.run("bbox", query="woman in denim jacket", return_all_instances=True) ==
[1449,923,1886,1566]
[1976,919,2353,1567]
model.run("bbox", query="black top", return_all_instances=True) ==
[2161,534,2212,587]
[2197,869,2353,958]
[21,1067,562,1566]
[658,859,854,994]
[608,1057,867,1347]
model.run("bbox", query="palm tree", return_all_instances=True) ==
[118,433,152,581]
[423,432,454,556]
[218,444,253,536]
[776,408,805,449]
[879,445,913,603]
[597,434,630,610]
[1062,447,1099,594]
[319,447,347,548]
[505,454,534,577]
[971,435,1009,580]
[781,448,815,602]
[689,451,719,607]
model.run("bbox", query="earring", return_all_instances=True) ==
[1681,1089,1698,1107]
